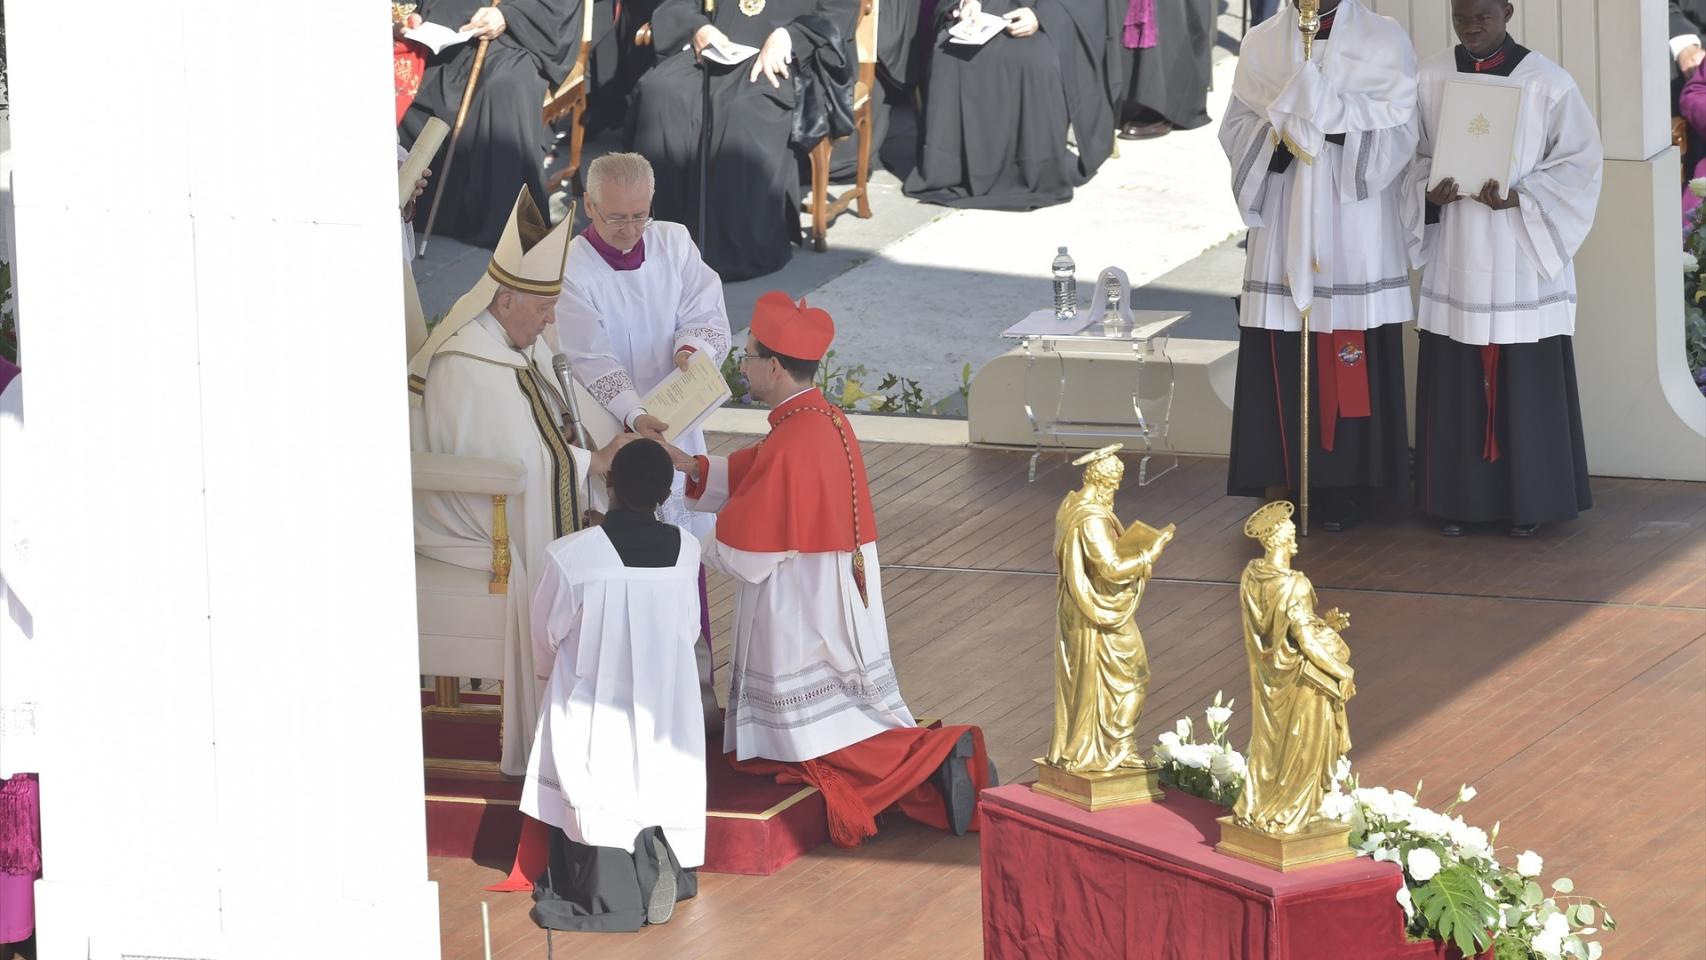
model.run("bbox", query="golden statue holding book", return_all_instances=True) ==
[1217,500,1357,870]
[1034,445,1174,811]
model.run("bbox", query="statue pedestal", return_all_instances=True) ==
[1215,816,1356,872]
[1030,758,1165,812]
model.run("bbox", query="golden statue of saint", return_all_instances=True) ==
[1232,500,1355,835]
[1045,445,1174,774]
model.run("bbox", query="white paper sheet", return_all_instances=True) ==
[641,351,732,443]
[947,12,1007,45]
[701,39,761,65]
[1431,76,1523,195]
[404,21,477,55]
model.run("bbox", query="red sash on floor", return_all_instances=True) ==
[1314,330,1371,452]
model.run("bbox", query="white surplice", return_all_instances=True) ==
[520,527,707,866]
[1403,50,1603,346]
[416,313,604,776]
[1220,0,1419,332]
[689,453,916,764]
[0,370,40,780]
[553,221,732,537]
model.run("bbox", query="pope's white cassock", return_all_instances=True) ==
[408,189,617,777]
[1219,0,1418,504]
[1402,37,1602,525]
[519,526,706,867]
[554,221,731,537]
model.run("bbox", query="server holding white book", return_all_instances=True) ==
[1403,0,1603,538]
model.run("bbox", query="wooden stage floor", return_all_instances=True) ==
[431,438,1706,960]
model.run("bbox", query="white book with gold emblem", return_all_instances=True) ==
[1431,76,1523,196]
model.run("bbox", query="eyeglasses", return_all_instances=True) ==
[736,350,772,366]
[592,203,654,229]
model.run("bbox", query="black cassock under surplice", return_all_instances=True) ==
[902,0,1121,210]
[1118,0,1213,130]
[629,0,858,281]
[401,0,580,248]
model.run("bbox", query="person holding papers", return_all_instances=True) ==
[671,292,994,847]
[555,151,731,725]
[903,0,1122,209]
[1219,0,1419,532]
[399,0,582,247]
[1404,0,1602,537]
[628,0,858,280]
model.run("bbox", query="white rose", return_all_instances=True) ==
[1174,743,1212,770]
[1155,731,1180,763]
[1457,784,1477,803]
[1372,846,1399,864]
[1405,847,1443,882]
[1517,850,1544,877]
[1408,808,1455,840]
[1690,177,1706,199]
[1210,747,1246,784]
[1530,912,1570,956]
[1205,705,1233,726]
[1395,885,1415,921]
[1685,252,1700,274]
[1318,789,1355,822]
[1175,717,1194,740]
[1449,821,1492,861]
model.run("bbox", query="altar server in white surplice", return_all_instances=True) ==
[521,439,705,931]
[409,186,628,777]
[1220,0,1418,531]
[553,152,731,725]
[1403,0,1602,538]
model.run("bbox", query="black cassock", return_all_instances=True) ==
[1118,0,1212,130]
[630,0,859,281]
[401,0,580,247]
[902,0,1121,210]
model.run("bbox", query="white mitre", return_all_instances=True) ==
[407,187,574,385]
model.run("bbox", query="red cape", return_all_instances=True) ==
[689,389,878,553]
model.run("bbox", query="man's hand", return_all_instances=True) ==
[663,441,702,480]
[751,28,792,87]
[587,432,637,478]
[1473,178,1519,210]
[403,168,431,221]
[674,348,695,372]
[632,413,671,441]
[581,509,606,527]
[1003,7,1039,36]
[462,6,507,40]
[693,24,731,55]
[394,11,424,40]
[1682,42,1706,76]
[1426,176,1463,207]
[952,0,981,18]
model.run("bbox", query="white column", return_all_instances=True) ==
[8,3,440,957]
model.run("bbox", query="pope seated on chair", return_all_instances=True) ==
[521,438,706,931]
[409,185,629,778]
[671,291,994,846]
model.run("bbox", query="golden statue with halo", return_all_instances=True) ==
[1033,445,1174,812]
[1216,500,1357,870]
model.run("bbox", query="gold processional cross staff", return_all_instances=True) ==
[1295,0,1321,536]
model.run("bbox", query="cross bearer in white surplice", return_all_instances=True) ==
[409,187,629,777]
[1403,0,1602,538]
[553,152,731,728]
[1220,0,1419,531]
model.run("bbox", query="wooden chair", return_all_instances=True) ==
[543,0,599,194]
[804,0,878,252]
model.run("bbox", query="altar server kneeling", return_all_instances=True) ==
[521,439,707,930]
[1404,0,1602,537]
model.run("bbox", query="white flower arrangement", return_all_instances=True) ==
[1150,690,1244,806]
[1152,697,1616,960]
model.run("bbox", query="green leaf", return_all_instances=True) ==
[1586,941,1603,960]
[1522,881,1544,907]
[1552,877,1574,894]
[1411,866,1495,957]
[1573,904,1594,926]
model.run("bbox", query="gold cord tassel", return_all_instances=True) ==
[852,550,869,608]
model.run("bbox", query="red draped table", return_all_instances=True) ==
[980,785,1489,960]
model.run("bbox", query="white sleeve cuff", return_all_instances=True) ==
[1673,34,1701,58]
[608,390,645,428]
[623,406,649,429]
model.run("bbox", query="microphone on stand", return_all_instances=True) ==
[551,353,597,451]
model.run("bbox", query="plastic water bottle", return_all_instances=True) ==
[1052,247,1077,320]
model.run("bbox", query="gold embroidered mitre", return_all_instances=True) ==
[486,187,573,297]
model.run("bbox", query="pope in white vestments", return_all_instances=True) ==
[409,187,626,777]
[1402,0,1602,536]
[674,293,992,847]
[520,439,705,930]
[1220,0,1418,529]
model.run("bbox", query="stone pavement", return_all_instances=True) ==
[414,5,1258,403]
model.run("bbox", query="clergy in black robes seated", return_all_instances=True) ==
[629,0,859,280]
[903,0,1121,209]
[1115,0,1213,141]
[400,0,580,247]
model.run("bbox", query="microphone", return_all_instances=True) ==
[551,353,597,451]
